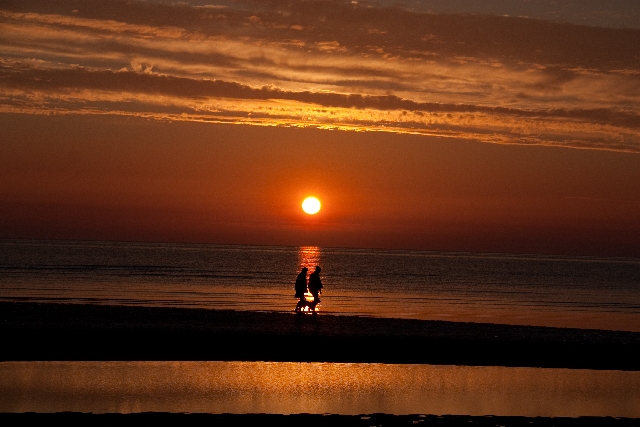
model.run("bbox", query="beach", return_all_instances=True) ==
[2,302,639,370]
[3,302,640,424]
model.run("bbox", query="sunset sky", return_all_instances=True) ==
[1,0,639,256]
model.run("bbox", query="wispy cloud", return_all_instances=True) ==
[1,0,639,152]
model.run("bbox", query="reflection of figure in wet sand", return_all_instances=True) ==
[308,266,323,304]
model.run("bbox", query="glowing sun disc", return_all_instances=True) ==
[302,197,321,214]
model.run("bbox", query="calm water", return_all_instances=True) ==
[1,362,639,417]
[1,239,639,331]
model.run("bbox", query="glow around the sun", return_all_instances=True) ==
[302,197,321,215]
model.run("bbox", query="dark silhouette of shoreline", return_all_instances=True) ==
[1,413,638,426]
[2,302,639,370]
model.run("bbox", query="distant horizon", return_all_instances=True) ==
[3,236,640,260]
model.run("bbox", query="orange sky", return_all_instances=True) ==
[0,0,639,256]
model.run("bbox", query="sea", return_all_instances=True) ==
[2,239,640,417]
[1,239,639,331]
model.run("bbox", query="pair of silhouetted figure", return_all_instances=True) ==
[294,266,323,312]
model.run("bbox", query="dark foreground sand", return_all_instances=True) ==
[2,302,639,370]
[1,413,639,426]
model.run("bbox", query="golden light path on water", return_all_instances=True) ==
[298,246,321,272]
[1,362,639,417]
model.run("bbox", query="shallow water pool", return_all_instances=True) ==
[1,361,639,417]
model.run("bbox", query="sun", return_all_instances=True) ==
[302,197,321,215]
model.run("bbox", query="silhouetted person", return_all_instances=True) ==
[308,266,323,304]
[295,267,308,301]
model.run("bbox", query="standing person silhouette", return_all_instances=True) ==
[308,266,323,304]
[294,267,308,302]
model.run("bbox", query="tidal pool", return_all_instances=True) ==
[1,362,639,417]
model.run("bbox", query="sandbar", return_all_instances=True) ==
[1,302,639,370]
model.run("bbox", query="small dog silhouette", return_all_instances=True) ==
[295,297,319,313]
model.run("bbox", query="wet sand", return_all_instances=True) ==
[2,302,639,370]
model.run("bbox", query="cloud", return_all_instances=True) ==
[370,0,640,30]
[1,0,639,152]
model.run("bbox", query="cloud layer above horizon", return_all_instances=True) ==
[1,0,639,152]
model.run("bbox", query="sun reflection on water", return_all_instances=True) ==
[298,246,321,271]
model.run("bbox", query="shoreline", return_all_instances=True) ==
[2,301,639,370]
[1,413,639,426]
